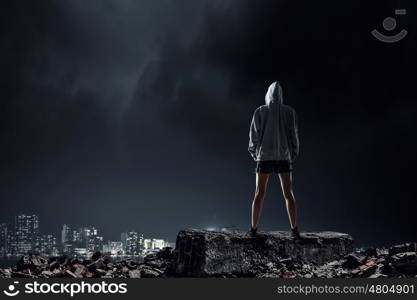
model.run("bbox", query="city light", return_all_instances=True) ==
[0,214,172,259]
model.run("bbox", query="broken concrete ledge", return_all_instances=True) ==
[171,228,354,277]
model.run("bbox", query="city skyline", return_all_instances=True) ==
[0,213,173,243]
[0,214,172,257]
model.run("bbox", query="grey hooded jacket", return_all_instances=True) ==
[248,81,299,162]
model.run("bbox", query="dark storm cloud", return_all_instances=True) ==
[1,0,417,246]
[1,0,244,241]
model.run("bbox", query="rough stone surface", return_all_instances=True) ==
[389,243,417,256]
[169,229,354,277]
[390,252,417,274]
[341,253,367,269]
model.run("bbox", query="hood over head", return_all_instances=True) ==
[265,81,283,105]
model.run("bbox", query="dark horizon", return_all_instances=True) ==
[1,0,417,248]
[0,214,172,243]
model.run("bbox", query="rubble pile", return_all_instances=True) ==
[0,229,416,278]
[0,247,173,279]
[254,243,417,278]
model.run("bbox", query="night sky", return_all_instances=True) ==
[1,0,416,247]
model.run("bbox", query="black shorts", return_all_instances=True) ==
[255,160,293,174]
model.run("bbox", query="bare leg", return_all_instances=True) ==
[251,173,269,229]
[278,172,297,229]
